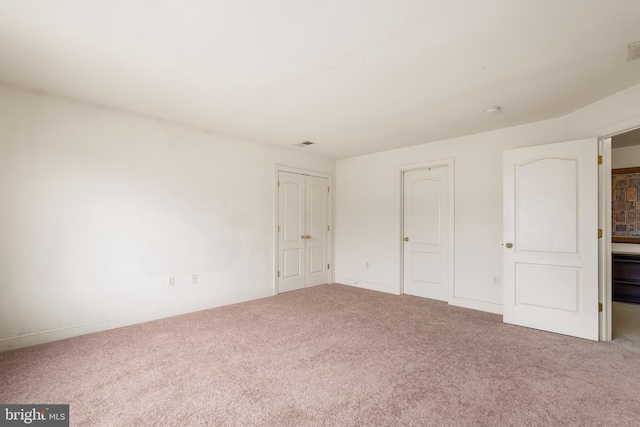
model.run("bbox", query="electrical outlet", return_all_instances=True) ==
[168,276,176,287]
[492,275,500,286]
[191,273,198,284]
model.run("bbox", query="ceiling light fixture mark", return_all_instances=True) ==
[295,141,316,147]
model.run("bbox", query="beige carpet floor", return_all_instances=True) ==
[1,284,640,426]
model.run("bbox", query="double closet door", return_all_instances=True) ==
[278,171,330,293]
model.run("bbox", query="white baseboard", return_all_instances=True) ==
[0,289,274,352]
[450,296,503,315]
[333,277,398,294]
[332,278,503,316]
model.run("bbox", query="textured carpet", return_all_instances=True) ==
[2,284,640,426]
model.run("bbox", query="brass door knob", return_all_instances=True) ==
[505,242,513,248]
[404,237,409,242]
[301,235,306,239]
[306,235,311,239]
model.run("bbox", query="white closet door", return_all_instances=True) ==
[278,172,305,292]
[278,172,330,292]
[305,175,329,287]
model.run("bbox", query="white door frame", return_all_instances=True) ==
[600,126,640,341]
[274,165,333,294]
[599,137,612,341]
[396,158,455,299]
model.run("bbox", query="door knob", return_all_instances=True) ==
[404,237,409,242]
[306,235,311,239]
[301,235,306,240]
[505,242,513,248]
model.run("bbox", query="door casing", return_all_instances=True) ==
[600,129,640,342]
[599,137,612,341]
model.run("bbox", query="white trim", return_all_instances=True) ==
[599,138,612,341]
[274,165,333,294]
[395,158,455,299]
[450,297,502,315]
[333,277,397,294]
[274,164,332,179]
[0,289,273,352]
[600,124,640,342]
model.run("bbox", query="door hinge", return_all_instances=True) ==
[278,225,280,232]
[598,155,602,165]
[327,186,330,193]
[278,271,280,278]
[327,225,330,231]
[327,263,330,269]
[278,180,280,187]
[599,302,603,312]
[598,229,603,238]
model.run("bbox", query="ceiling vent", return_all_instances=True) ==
[295,141,315,147]
[628,41,640,61]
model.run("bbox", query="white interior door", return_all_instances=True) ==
[278,171,329,293]
[503,138,599,340]
[403,166,449,301]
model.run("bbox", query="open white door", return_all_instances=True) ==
[503,138,599,340]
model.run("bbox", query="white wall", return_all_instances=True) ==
[612,145,640,169]
[4,80,640,350]
[334,119,564,313]
[0,84,334,351]
[335,83,640,313]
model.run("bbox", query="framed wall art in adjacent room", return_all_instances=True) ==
[612,167,640,243]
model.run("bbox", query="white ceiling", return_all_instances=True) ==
[2,1,640,159]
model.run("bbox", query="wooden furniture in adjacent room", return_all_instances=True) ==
[612,253,640,304]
